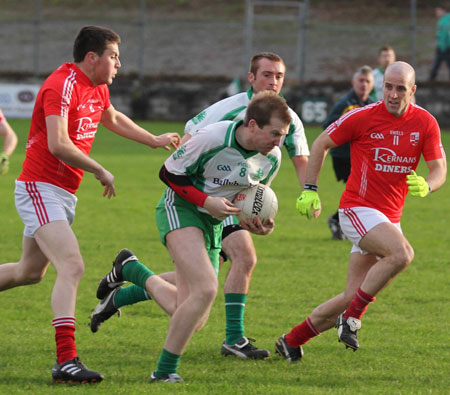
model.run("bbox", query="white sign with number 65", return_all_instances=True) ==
[301,100,327,124]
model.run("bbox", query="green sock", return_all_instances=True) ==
[113,284,151,309]
[155,348,180,376]
[225,293,247,345]
[122,259,154,289]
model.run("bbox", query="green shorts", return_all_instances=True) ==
[155,188,223,275]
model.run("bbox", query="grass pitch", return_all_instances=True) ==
[0,120,449,394]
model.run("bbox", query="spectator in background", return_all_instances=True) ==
[324,65,374,240]
[0,108,18,175]
[430,6,450,81]
[370,45,396,101]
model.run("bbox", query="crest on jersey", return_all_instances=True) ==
[172,145,186,160]
[191,111,206,125]
[410,132,420,146]
[250,168,264,181]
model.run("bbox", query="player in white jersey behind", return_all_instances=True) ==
[90,52,309,359]
[370,45,396,101]
[92,91,291,382]
[275,61,446,361]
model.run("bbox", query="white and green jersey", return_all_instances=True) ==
[185,88,309,158]
[165,120,281,216]
[372,66,384,101]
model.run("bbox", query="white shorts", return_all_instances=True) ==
[15,181,77,238]
[339,207,402,254]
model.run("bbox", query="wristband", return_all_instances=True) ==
[303,183,318,192]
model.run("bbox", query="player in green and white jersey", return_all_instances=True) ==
[183,52,309,358]
[369,45,396,101]
[162,120,281,225]
[90,52,308,360]
[91,92,291,382]
[186,52,309,186]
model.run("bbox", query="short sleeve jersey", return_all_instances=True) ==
[18,63,111,193]
[165,120,281,216]
[185,89,309,158]
[0,108,5,123]
[327,101,445,222]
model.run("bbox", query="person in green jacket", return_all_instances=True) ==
[430,6,450,80]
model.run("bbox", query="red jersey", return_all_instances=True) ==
[327,101,445,222]
[0,108,5,123]
[18,63,111,193]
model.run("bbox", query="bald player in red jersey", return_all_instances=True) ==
[275,61,446,362]
[0,26,180,383]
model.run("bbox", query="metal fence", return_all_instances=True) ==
[0,0,445,83]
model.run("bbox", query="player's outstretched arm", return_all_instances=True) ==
[101,105,181,150]
[295,131,335,218]
[303,131,335,185]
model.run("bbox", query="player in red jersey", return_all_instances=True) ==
[0,108,18,175]
[275,61,447,361]
[0,26,180,383]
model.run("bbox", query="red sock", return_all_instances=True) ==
[344,288,376,320]
[285,317,320,347]
[53,317,77,364]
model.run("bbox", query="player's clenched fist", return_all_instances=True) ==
[406,170,430,197]
[296,183,321,219]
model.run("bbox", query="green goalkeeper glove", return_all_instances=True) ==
[296,183,321,219]
[406,170,430,197]
[0,151,9,175]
